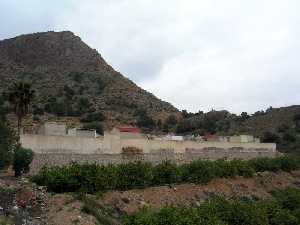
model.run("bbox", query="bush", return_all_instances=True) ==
[116,161,153,190]
[13,147,34,177]
[152,161,180,185]
[250,156,300,173]
[212,159,236,178]
[230,159,255,177]
[270,210,299,225]
[272,188,300,211]
[181,160,216,183]
[249,157,282,172]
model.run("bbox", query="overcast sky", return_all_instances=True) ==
[1,0,300,114]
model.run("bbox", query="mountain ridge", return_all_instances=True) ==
[0,31,178,125]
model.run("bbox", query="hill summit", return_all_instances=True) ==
[0,31,178,123]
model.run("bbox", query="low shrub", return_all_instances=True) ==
[152,161,180,185]
[250,156,300,173]
[116,161,153,190]
[13,147,34,177]
[181,160,217,183]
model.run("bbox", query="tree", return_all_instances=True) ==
[8,82,35,134]
[135,109,155,130]
[240,112,250,121]
[82,122,104,135]
[261,131,280,143]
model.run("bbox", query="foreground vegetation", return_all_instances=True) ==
[123,187,300,225]
[32,155,300,193]
[0,92,33,177]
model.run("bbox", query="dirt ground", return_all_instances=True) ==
[47,194,97,225]
[0,169,47,225]
[100,170,300,214]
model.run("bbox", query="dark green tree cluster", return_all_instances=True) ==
[44,94,94,117]
[260,113,300,152]
[135,109,155,131]
[176,110,234,135]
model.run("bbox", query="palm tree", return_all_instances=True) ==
[8,82,35,135]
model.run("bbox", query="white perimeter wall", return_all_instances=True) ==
[21,134,276,155]
[21,134,103,154]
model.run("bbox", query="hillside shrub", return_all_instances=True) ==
[32,156,300,193]
[80,112,105,123]
[13,147,34,177]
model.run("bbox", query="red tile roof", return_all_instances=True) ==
[116,127,141,133]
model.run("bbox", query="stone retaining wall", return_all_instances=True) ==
[30,148,277,174]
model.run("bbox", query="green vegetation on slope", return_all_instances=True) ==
[32,156,300,193]
[174,107,300,153]
[123,188,300,225]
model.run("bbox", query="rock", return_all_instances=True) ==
[140,201,147,207]
[293,181,300,187]
[121,197,130,204]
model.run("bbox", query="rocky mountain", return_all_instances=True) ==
[0,31,178,125]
